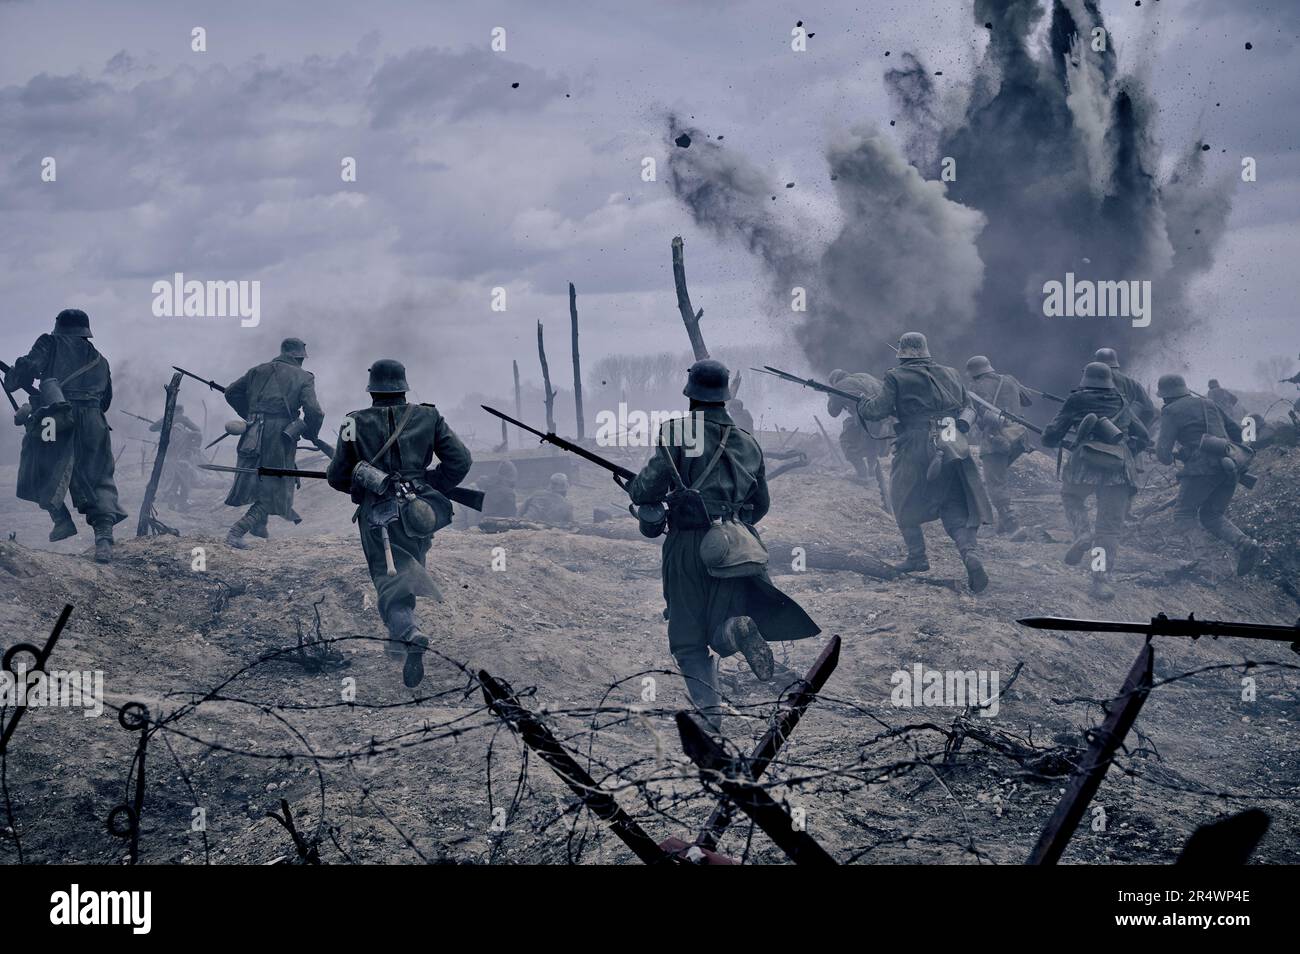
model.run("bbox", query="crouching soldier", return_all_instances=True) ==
[520,473,574,526]
[856,333,993,592]
[327,359,472,688]
[223,338,325,548]
[4,309,127,562]
[1154,374,1261,575]
[1041,362,1149,600]
[626,359,820,730]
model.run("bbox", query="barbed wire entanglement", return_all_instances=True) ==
[2,599,1297,865]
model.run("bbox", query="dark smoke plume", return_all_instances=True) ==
[666,0,1233,392]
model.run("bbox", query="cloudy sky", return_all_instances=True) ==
[1,0,1297,432]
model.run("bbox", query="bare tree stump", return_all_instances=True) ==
[671,236,709,361]
[569,282,585,440]
[136,372,182,537]
[536,321,558,434]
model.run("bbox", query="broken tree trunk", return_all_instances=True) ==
[671,236,709,361]
[765,541,899,581]
[536,322,557,434]
[512,359,522,421]
[136,372,182,537]
[569,283,585,440]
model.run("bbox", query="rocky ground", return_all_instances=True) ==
[0,437,1297,865]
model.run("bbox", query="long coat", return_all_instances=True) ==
[968,370,1033,458]
[326,398,472,621]
[857,358,992,529]
[626,405,820,653]
[9,333,126,525]
[224,356,324,520]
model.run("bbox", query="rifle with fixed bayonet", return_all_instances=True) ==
[483,405,673,536]
[750,366,861,403]
[1018,613,1300,652]
[1021,384,1066,404]
[119,409,156,425]
[199,463,485,511]
[482,405,636,482]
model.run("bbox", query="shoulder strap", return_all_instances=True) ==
[58,353,102,386]
[688,424,733,490]
[990,374,1006,406]
[369,404,417,467]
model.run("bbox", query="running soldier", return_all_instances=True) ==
[626,359,819,730]
[150,404,203,512]
[1154,374,1261,575]
[326,359,473,688]
[964,355,1033,539]
[1041,361,1150,600]
[4,309,127,562]
[223,338,324,548]
[827,369,892,513]
[856,333,992,592]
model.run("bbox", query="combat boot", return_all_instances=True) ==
[963,552,989,593]
[48,505,77,542]
[718,616,773,682]
[1063,536,1092,566]
[92,524,114,564]
[1235,538,1261,577]
[249,520,270,540]
[225,528,249,549]
[402,631,429,688]
[1089,571,1115,601]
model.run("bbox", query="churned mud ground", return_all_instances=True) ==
[0,437,1297,865]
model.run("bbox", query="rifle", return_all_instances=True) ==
[1021,384,1066,404]
[750,366,860,403]
[199,463,485,511]
[1018,613,1300,652]
[173,366,226,393]
[119,409,156,425]
[0,359,29,414]
[481,405,636,482]
[968,391,1043,435]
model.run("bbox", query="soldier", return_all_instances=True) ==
[856,333,993,592]
[222,338,324,548]
[1041,362,1149,600]
[4,309,127,562]
[477,459,519,518]
[1154,374,1261,575]
[964,355,1033,538]
[827,369,892,513]
[520,472,575,526]
[1206,379,1239,415]
[626,359,819,729]
[1093,348,1156,429]
[726,396,754,433]
[326,359,472,688]
[149,404,203,512]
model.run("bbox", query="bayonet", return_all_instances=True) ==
[1021,384,1066,404]
[172,366,226,393]
[1019,613,1300,650]
[751,366,860,403]
[482,405,636,482]
[118,409,156,425]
